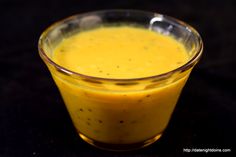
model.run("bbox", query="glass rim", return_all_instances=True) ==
[38,9,203,82]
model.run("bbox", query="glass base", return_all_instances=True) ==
[79,133,162,151]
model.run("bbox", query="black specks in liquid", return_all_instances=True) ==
[119,120,124,124]
[98,120,103,123]
[177,47,181,52]
[59,49,65,53]
[176,61,183,65]
[143,46,149,50]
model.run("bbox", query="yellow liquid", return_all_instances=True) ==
[51,26,190,146]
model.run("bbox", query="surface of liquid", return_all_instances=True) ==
[53,26,188,78]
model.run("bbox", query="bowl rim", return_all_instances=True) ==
[38,9,203,82]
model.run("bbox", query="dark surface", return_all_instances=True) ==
[0,0,235,156]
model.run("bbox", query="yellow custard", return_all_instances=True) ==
[51,26,190,145]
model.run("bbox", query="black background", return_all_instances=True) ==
[0,0,235,156]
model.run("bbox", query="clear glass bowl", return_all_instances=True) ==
[38,10,203,151]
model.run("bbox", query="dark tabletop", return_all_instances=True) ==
[0,0,235,156]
